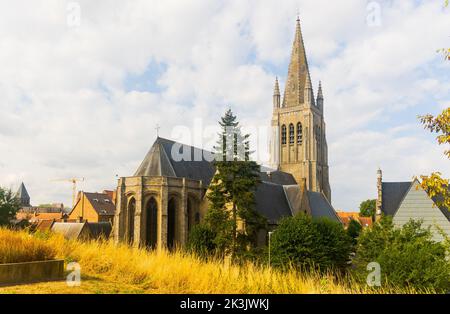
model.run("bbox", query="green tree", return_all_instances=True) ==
[353,217,450,292]
[205,109,267,259]
[359,199,376,218]
[186,224,217,258]
[270,213,352,272]
[347,219,362,246]
[0,187,21,226]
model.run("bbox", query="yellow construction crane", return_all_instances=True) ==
[51,178,85,208]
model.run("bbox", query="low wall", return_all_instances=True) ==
[0,259,64,286]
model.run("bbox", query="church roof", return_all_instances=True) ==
[257,183,340,225]
[254,182,293,225]
[134,137,216,185]
[259,170,297,186]
[283,17,311,107]
[16,182,30,206]
[307,191,340,223]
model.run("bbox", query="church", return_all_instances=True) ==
[113,18,340,250]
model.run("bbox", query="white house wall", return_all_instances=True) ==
[393,180,450,242]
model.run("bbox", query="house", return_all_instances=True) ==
[376,169,450,242]
[336,212,373,229]
[68,192,115,223]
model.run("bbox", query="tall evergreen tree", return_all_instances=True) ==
[205,109,266,259]
[0,187,20,226]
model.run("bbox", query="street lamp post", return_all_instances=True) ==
[268,231,273,267]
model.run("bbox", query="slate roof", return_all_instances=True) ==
[254,182,293,224]
[16,182,30,206]
[259,171,297,185]
[381,182,412,216]
[307,191,341,223]
[84,192,116,216]
[255,183,340,225]
[134,137,216,185]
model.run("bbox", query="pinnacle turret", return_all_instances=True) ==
[304,74,314,106]
[273,77,281,108]
[316,81,324,110]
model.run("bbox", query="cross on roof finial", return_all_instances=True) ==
[296,8,300,22]
[155,124,160,137]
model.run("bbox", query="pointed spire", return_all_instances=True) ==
[16,182,30,207]
[317,81,323,99]
[316,80,324,110]
[304,73,314,106]
[274,77,280,96]
[282,17,311,107]
[273,77,281,108]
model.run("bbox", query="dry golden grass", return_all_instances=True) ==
[0,228,56,264]
[0,229,430,294]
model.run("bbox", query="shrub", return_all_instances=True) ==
[186,224,216,258]
[0,228,56,263]
[347,219,362,245]
[270,213,352,271]
[353,217,450,292]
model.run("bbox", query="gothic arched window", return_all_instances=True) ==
[289,124,295,144]
[297,123,303,145]
[281,125,287,145]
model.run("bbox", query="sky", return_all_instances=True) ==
[0,0,449,211]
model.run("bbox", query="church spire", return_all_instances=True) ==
[317,81,324,110]
[273,77,281,108]
[282,16,311,107]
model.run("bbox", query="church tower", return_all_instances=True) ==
[269,17,331,201]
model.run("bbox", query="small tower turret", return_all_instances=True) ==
[316,81,324,111]
[376,168,383,221]
[273,77,281,108]
[304,74,314,107]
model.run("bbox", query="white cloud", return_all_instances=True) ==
[0,0,448,212]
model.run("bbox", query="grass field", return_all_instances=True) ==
[0,229,430,294]
[0,228,56,264]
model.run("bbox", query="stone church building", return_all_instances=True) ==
[113,18,339,250]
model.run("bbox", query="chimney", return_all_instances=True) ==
[376,168,383,221]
